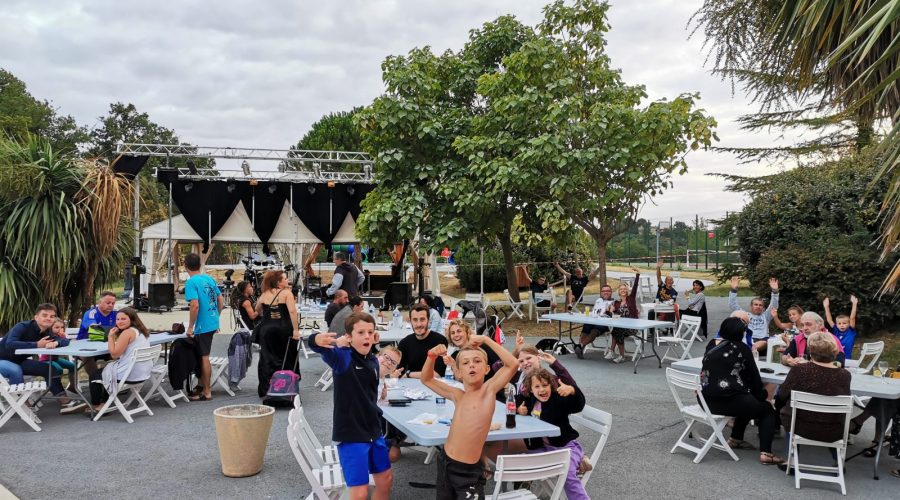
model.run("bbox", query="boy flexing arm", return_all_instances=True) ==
[422,335,519,499]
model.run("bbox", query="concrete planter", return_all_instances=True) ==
[213,404,276,477]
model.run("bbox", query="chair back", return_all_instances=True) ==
[492,449,570,500]
[118,345,162,386]
[674,315,701,339]
[233,308,251,332]
[856,341,884,374]
[571,406,612,486]
[789,391,853,443]
[464,293,484,305]
[533,291,553,304]
[286,413,331,500]
[503,289,518,304]
[638,276,655,300]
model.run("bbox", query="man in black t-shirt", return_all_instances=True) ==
[554,262,598,311]
[397,304,448,378]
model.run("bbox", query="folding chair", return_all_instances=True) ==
[209,356,235,396]
[315,367,334,392]
[0,374,45,432]
[290,405,339,466]
[657,315,702,362]
[665,368,739,463]
[491,448,570,500]
[143,362,190,409]
[785,391,853,495]
[93,345,161,423]
[531,291,554,323]
[845,341,884,374]
[503,289,526,319]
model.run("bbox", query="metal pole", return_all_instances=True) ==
[669,217,674,269]
[705,223,709,270]
[694,214,699,271]
[655,223,660,265]
[166,155,173,283]
[479,247,484,298]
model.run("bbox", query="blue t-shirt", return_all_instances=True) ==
[76,306,117,340]
[185,274,221,334]
[832,325,857,358]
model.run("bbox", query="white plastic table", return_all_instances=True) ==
[542,313,674,374]
[16,333,185,417]
[380,379,560,447]
[672,357,900,479]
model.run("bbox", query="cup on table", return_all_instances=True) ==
[385,377,398,389]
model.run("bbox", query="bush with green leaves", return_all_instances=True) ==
[721,149,899,329]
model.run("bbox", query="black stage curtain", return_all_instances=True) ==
[242,182,288,254]
[348,184,374,221]
[170,180,249,252]
[111,155,149,180]
[156,169,180,185]
[291,183,351,244]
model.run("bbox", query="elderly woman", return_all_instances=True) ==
[775,331,851,463]
[781,312,846,368]
[701,317,784,465]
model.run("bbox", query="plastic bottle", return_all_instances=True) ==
[505,384,517,428]
[445,363,454,383]
[392,306,401,328]
[368,302,376,318]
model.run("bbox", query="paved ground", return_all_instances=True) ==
[1,297,898,499]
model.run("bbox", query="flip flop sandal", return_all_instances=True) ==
[759,452,785,465]
[728,439,756,450]
[890,469,900,479]
[190,394,213,402]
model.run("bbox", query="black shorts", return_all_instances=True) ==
[193,332,215,356]
[436,448,485,500]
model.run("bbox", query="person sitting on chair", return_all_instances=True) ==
[575,284,616,359]
[330,296,365,335]
[522,267,557,313]
[681,280,707,336]
[553,262,599,311]
[324,290,349,328]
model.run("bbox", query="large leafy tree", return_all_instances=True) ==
[0,135,132,330]
[89,102,214,226]
[283,107,365,172]
[355,16,536,299]
[0,68,88,153]
[457,0,717,284]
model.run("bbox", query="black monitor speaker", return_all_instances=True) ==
[148,283,175,310]
[387,282,412,307]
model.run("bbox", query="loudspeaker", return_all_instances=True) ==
[148,283,175,310]
[387,282,412,308]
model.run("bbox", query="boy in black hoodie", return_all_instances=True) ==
[310,312,392,499]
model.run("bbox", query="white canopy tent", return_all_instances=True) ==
[140,201,359,290]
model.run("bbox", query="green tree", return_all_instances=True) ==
[0,135,132,330]
[0,69,88,153]
[284,107,365,171]
[89,102,214,226]
[355,15,536,300]
[719,149,899,327]
[457,0,717,284]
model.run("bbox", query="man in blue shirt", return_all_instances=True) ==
[184,253,223,401]
[76,291,118,379]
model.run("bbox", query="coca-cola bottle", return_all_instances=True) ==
[505,384,516,428]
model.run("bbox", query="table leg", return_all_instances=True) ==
[650,329,661,368]
[72,358,95,419]
[871,398,893,480]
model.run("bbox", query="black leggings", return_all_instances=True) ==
[705,393,777,454]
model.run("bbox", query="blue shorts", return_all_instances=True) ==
[336,437,391,487]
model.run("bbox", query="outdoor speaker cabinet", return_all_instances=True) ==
[387,282,412,307]
[148,283,175,310]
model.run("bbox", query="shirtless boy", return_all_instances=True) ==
[422,335,519,499]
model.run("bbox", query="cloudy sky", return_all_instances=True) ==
[1,0,789,225]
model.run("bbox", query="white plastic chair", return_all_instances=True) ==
[291,404,339,466]
[143,363,190,409]
[531,291,554,323]
[657,316,702,362]
[785,391,853,495]
[93,344,161,423]
[503,289,526,319]
[665,368,739,463]
[0,374,45,432]
[847,341,884,374]
[209,356,235,396]
[491,448,570,500]
[536,405,611,496]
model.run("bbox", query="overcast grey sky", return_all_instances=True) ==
[0,0,788,224]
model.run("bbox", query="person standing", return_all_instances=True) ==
[326,251,365,299]
[184,253,223,401]
[553,262,598,311]
[255,270,301,399]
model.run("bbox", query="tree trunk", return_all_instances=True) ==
[594,238,609,285]
[498,224,520,302]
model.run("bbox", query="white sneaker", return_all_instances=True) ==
[604,351,616,360]
[613,355,625,364]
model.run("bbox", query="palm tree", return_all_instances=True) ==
[0,134,133,330]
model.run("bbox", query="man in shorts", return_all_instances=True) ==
[422,335,519,499]
[184,253,223,401]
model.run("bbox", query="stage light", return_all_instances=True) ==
[307,185,316,195]
[184,182,194,192]
[187,160,198,175]
[313,162,321,178]
[241,160,251,176]
[227,182,236,193]
[268,184,277,194]
[364,164,372,180]
[347,185,356,196]
[249,179,259,186]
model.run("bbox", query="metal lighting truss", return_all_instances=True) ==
[116,143,375,183]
